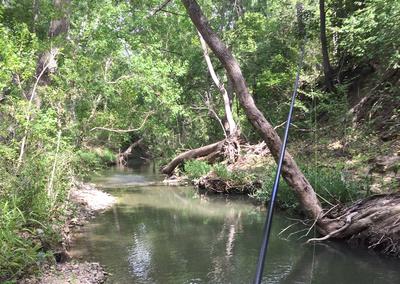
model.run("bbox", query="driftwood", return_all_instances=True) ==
[162,135,242,176]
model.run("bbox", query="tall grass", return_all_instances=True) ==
[0,199,42,281]
[0,146,78,281]
[252,163,369,210]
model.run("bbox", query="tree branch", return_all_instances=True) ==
[150,0,173,16]
[90,112,153,133]
[197,30,237,135]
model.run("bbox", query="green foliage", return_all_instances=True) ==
[184,161,258,192]
[340,0,400,68]
[303,164,366,204]
[184,160,212,179]
[251,165,297,210]
[212,163,231,180]
[0,0,397,279]
[0,201,40,281]
[253,163,367,210]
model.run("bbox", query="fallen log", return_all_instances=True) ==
[161,140,225,175]
[116,138,143,167]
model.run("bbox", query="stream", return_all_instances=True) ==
[70,166,400,284]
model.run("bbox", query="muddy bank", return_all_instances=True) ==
[20,182,116,284]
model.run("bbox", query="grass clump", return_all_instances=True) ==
[252,163,369,210]
[183,160,212,179]
[0,201,41,281]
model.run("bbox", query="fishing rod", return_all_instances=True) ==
[253,4,307,284]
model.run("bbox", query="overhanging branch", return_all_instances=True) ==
[90,112,153,133]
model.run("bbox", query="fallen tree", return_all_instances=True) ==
[174,0,400,255]
[116,138,144,167]
[162,139,225,175]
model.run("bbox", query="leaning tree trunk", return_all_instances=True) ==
[181,0,400,253]
[181,0,323,223]
[116,138,144,167]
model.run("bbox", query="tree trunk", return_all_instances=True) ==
[48,0,71,37]
[197,30,237,136]
[181,1,400,255]
[33,0,71,104]
[319,0,334,91]
[181,0,323,223]
[32,0,40,33]
[161,140,225,175]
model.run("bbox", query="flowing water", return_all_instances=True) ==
[71,166,400,284]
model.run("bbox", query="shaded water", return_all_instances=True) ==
[71,167,400,284]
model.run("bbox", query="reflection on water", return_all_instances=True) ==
[71,167,400,284]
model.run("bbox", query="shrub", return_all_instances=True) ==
[183,160,212,179]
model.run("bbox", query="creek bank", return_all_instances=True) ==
[20,182,116,284]
[163,141,400,256]
[163,142,271,193]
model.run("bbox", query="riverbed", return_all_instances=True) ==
[70,166,400,283]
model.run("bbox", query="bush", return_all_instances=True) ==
[183,160,212,179]
[212,163,230,180]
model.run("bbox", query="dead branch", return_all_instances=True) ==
[278,222,299,236]
[90,112,153,133]
[198,30,237,136]
[204,91,227,137]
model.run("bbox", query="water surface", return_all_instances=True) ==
[71,167,400,283]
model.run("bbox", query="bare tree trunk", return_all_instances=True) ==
[181,0,323,223]
[197,30,237,136]
[319,0,334,91]
[32,0,70,104]
[49,0,70,37]
[162,140,225,175]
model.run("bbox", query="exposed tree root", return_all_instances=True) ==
[315,193,400,256]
